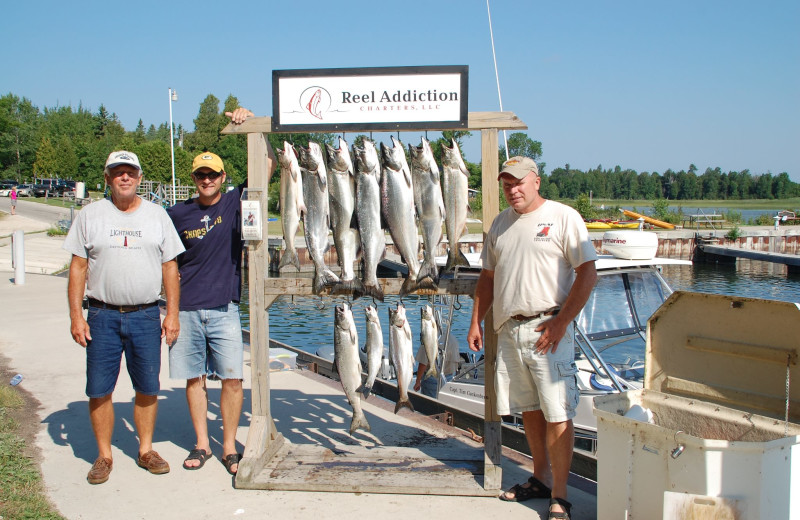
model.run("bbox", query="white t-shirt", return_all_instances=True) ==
[63,198,184,305]
[481,200,597,331]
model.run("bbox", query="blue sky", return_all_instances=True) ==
[4,1,799,181]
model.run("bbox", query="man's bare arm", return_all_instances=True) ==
[67,255,91,347]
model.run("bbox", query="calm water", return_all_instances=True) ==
[240,261,799,356]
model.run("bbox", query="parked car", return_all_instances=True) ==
[0,183,12,196]
[16,184,35,197]
[31,184,50,197]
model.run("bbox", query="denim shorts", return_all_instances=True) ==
[85,305,163,398]
[169,303,244,380]
[495,316,579,422]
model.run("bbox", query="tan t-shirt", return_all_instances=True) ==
[481,200,597,331]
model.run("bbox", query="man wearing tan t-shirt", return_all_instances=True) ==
[467,156,597,520]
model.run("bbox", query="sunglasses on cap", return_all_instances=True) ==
[193,171,223,180]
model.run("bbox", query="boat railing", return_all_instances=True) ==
[573,322,628,393]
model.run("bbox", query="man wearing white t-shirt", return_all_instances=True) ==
[467,156,597,520]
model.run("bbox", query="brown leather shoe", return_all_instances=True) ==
[87,457,113,484]
[137,450,170,475]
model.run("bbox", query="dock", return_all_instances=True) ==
[696,242,800,273]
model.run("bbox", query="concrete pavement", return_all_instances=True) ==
[0,211,72,276]
[0,272,596,519]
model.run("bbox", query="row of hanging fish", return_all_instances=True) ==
[276,136,471,299]
[333,301,440,433]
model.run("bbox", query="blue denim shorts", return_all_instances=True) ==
[169,303,244,380]
[85,305,163,398]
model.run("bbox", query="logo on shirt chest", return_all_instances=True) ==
[535,222,554,241]
[183,215,223,240]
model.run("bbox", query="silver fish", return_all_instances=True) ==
[276,141,305,271]
[419,304,439,380]
[298,142,340,295]
[325,137,361,292]
[380,136,433,296]
[409,137,445,285]
[442,139,471,271]
[333,303,370,433]
[361,304,384,399]
[388,302,415,413]
[353,139,385,301]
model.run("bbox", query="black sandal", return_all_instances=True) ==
[498,475,552,502]
[223,453,242,475]
[548,497,572,520]
[182,448,212,470]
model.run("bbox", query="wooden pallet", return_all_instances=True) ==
[239,443,498,496]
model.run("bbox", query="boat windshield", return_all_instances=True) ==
[575,268,671,374]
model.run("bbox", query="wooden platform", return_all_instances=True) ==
[239,443,498,496]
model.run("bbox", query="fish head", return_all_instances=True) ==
[355,140,379,174]
[442,138,467,173]
[390,302,407,327]
[300,142,324,172]
[335,302,353,329]
[421,305,433,320]
[365,305,379,323]
[326,137,353,174]
[381,137,406,171]
[277,141,298,169]
[409,137,437,173]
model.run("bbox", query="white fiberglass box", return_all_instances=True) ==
[593,291,800,519]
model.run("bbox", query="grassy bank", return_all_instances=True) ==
[0,384,64,519]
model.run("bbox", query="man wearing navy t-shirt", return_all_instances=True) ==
[166,107,275,475]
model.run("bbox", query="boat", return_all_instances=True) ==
[585,219,640,230]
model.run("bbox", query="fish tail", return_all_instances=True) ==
[357,282,384,302]
[313,268,340,295]
[443,248,470,272]
[333,278,365,297]
[400,276,415,296]
[394,397,415,414]
[278,248,301,271]
[360,382,373,399]
[350,410,371,433]
[417,258,439,285]
[424,365,438,380]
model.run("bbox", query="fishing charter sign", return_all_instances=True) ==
[273,65,468,132]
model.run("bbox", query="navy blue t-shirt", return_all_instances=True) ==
[167,184,244,311]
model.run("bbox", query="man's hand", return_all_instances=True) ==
[534,315,568,355]
[467,321,484,352]
[225,108,254,124]
[162,312,180,346]
[70,317,92,347]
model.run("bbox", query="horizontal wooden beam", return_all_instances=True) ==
[221,111,527,135]
[263,277,477,297]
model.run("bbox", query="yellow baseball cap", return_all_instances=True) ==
[498,156,539,180]
[192,152,225,173]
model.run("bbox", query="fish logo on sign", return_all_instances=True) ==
[299,86,331,121]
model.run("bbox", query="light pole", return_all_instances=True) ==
[168,88,178,205]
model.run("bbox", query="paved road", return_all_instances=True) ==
[0,196,75,225]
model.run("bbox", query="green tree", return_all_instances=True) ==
[573,193,595,219]
[0,94,41,180]
[185,94,222,152]
[33,136,59,178]
[499,132,542,163]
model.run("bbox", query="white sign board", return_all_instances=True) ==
[273,66,468,132]
[241,200,262,241]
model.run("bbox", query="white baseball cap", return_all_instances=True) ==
[105,150,142,171]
